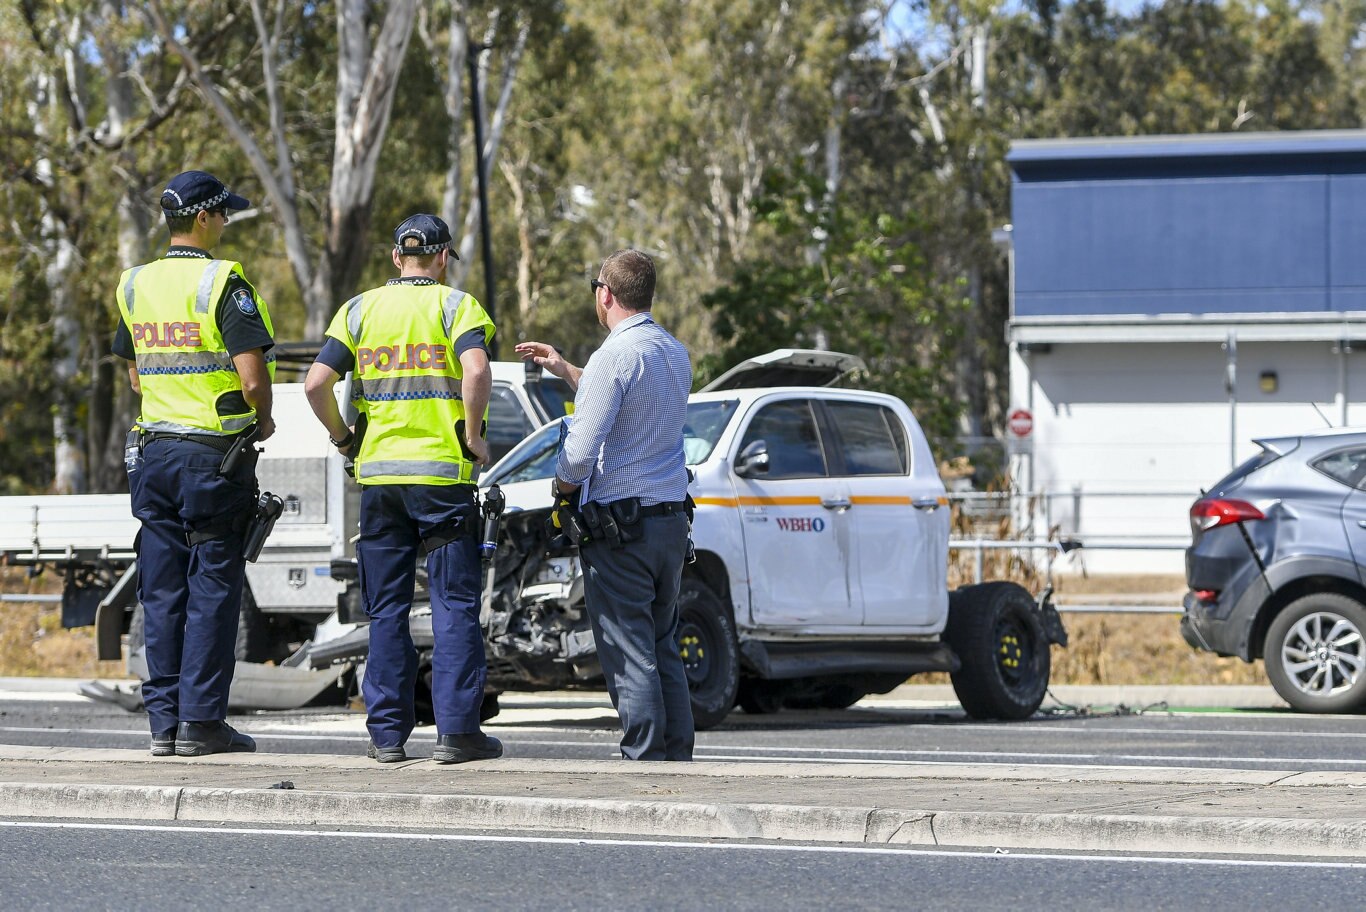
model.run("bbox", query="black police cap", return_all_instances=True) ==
[394,214,458,259]
[160,171,251,218]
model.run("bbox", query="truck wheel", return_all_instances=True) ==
[233,585,287,664]
[676,576,739,730]
[1264,593,1366,713]
[945,582,1050,721]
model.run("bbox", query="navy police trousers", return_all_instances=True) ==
[129,437,256,735]
[357,483,484,748]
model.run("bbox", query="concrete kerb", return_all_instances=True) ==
[0,775,1360,857]
[5,780,1366,857]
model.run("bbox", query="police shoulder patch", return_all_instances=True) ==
[232,288,258,316]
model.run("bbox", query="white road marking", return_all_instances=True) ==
[6,726,1366,767]
[0,820,1362,868]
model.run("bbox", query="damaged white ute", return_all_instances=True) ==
[432,350,1068,728]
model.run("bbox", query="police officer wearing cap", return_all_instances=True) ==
[113,170,275,757]
[305,214,502,764]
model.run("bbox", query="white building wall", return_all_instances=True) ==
[1009,339,1359,574]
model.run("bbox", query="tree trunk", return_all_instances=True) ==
[317,0,420,335]
[88,5,150,492]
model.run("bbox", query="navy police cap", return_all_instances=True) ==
[394,213,458,259]
[160,171,250,218]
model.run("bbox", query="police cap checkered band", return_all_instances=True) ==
[161,170,250,217]
[393,213,458,259]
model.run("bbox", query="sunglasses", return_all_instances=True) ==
[591,279,611,294]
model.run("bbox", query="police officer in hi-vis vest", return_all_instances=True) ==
[305,214,502,764]
[113,171,275,757]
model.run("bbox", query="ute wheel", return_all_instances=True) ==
[676,576,740,730]
[1264,593,1366,713]
[945,582,1050,720]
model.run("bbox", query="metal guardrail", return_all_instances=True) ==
[948,535,1187,614]
[0,594,62,604]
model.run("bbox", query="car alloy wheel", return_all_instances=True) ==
[1265,593,1366,713]
[1279,610,1366,698]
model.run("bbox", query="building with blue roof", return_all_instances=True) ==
[1004,129,1366,573]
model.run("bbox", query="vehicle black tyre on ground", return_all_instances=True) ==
[1264,592,1366,713]
[945,581,1051,721]
[676,575,740,730]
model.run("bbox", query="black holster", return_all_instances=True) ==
[243,492,285,561]
[219,425,261,476]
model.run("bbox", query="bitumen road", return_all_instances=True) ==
[3,817,1363,912]
[0,681,1361,772]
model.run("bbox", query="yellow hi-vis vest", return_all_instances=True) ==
[325,282,494,486]
[115,257,276,435]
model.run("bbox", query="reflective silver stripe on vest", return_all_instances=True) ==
[358,460,474,481]
[135,351,235,372]
[358,375,462,399]
[441,289,468,338]
[345,294,365,344]
[123,265,146,315]
[196,260,228,314]
[136,419,239,437]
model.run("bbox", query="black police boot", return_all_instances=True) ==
[433,732,503,764]
[151,728,176,758]
[366,741,407,763]
[174,721,257,757]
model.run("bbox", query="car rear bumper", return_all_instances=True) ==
[1181,570,1270,660]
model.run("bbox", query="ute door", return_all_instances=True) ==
[822,399,948,628]
[731,397,858,628]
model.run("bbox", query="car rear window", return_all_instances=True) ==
[1209,447,1281,493]
[1312,448,1366,490]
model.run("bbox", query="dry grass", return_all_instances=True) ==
[0,568,124,678]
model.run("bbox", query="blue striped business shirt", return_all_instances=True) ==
[556,312,692,506]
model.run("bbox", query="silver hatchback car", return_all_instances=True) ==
[1184,427,1366,712]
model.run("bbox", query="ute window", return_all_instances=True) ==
[738,399,828,479]
[1313,448,1366,490]
[825,401,909,476]
[683,400,737,465]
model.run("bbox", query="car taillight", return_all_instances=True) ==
[1190,498,1265,535]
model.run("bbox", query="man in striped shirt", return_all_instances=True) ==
[515,249,695,760]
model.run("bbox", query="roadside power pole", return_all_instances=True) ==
[468,41,497,358]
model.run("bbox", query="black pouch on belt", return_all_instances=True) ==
[608,498,644,544]
[584,501,623,549]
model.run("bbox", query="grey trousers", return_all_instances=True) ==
[580,512,695,761]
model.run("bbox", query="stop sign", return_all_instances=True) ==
[1008,408,1033,438]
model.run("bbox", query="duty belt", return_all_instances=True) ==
[629,501,688,518]
[141,430,236,454]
